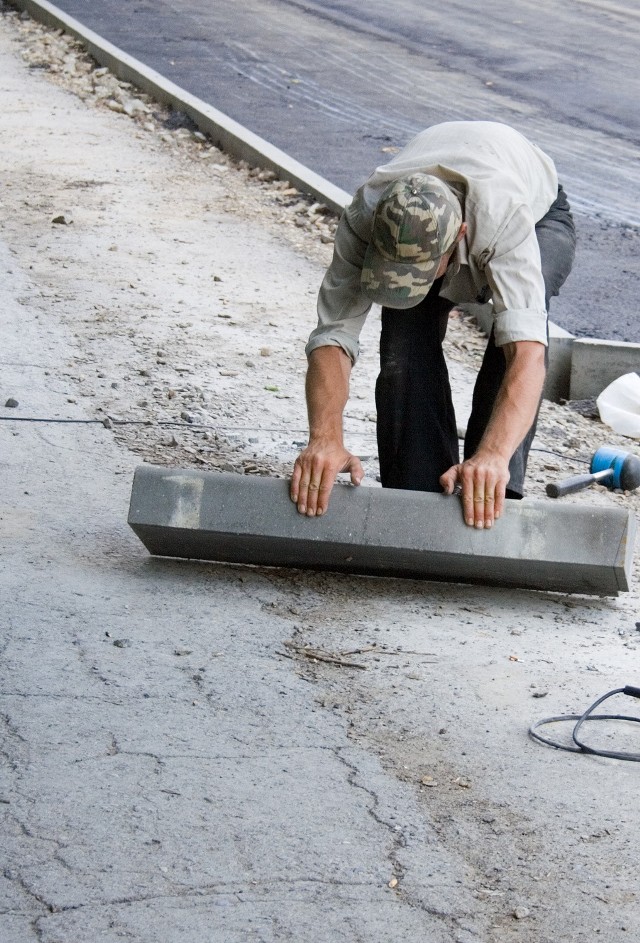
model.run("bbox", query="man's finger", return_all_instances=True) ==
[460,472,477,528]
[290,460,302,502]
[313,473,338,516]
[292,458,320,513]
[481,489,496,529]
[472,488,488,529]
[439,465,461,495]
[294,461,314,514]
[346,455,365,487]
[302,468,322,516]
[474,476,501,529]
[461,470,490,529]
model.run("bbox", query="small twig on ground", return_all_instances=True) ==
[282,640,368,670]
[281,641,439,667]
[341,645,437,659]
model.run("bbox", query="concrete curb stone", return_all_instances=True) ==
[128,466,637,595]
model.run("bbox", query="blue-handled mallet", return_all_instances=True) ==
[546,446,640,498]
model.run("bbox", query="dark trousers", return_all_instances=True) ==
[375,186,576,497]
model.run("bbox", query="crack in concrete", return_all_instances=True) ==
[62,743,340,768]
[1,710,28,745]
[1,710,28,781]
[1,690,129,706]
[3,864,58,922]
[71,745,166,770]
[5,811,72,854]
[332,745,407,884]
[9,877,382,920]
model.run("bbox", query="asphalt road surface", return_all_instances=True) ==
[41,0,640,343]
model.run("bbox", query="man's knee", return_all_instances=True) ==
[540,226,576,306]
[536,188,577,308]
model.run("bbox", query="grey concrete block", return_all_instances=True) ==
[570,337,640,400]
[128,466,636,595]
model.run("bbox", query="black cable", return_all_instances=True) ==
[0,416,311,433]
[529,686,640,762]
[0,418,600,470]
[0,417,595,460]
[529,447,590,465]
[0,416,107,425]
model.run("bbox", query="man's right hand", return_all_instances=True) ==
[290,439,364,516]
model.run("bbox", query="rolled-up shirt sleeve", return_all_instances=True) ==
[305,213,373,364]
[483,205,549,348]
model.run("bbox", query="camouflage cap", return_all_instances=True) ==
[360,174,463,308]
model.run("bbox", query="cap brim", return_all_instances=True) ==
[360,245,438,309]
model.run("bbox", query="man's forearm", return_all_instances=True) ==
[440,340,546,529]
[476,341,546,461]
[305,345,352,442]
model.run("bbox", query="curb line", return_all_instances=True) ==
[8,0,640,404]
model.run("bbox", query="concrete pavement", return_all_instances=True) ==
[1,9,640,943]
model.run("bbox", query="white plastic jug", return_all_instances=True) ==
[596,372,640,439]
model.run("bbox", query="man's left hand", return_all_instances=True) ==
[440,452,511,529]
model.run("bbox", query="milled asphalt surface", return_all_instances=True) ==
[2,8,640,943]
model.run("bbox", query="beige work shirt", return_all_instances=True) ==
[306,121,558,363]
